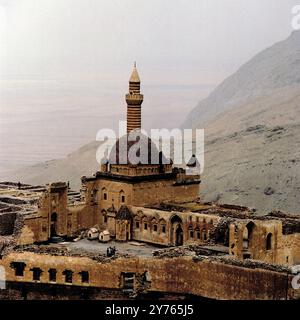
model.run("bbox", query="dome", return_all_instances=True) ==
[109,133,168,165]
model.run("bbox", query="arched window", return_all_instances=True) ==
[135,220,140,229]
[243,222,255,250]
[134,214,141,230]
[90,189,97,203]
[266,233,273,250]
[151,218,158,232]
[142,216,148,230]
[51,212,57,222]
[195,228,201,240]
[102,188,107,201]
[119,190,125,204]
[189,227,194,239]
[159,219,166,234]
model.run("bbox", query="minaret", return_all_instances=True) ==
[126,62,144,134]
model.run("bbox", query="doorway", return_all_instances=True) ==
[175,225,183,246]
[50,212,57,237]
[170,215,184,246]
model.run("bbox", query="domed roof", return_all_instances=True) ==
[109,133,168,165]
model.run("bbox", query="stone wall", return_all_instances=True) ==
[84,175,200,214]
[0,212,17,236]
[22,216,47,243]
[0,282,131,300]
[0,252,300,300]
[0,251,298,300]
[280,233,300,265]
[130,207,220,246]
[132,180,199,206]
[229,219,300,266]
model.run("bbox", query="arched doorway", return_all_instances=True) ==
[51,212,57,237]
[175,225,183,246]
[170,215,184,246]
[243,221,255,259]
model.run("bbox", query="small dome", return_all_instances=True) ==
[187,154,200,168]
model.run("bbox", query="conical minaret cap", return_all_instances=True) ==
[129,62,140,83]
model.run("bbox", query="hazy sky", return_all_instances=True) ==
[0,0,299,86]
[0,0,299,172]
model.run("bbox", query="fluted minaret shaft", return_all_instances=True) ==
[126,63,143,134]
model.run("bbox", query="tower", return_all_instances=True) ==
[125,62,144,134]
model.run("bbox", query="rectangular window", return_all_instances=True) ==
[10,262,26,277]
[121,196,125,203]
[31,268,42,281]
[136,221,140,228]
[122,272,135,293]
[63,270,73,283]
[80,271,89,283]
[104,193,107,200]
[49,269,57,282]
[189,230,194,238]
[144,223,148,230]
[162,225,166,233]
[153,225,158,232]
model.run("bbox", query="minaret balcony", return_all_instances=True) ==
[126,93,144,105]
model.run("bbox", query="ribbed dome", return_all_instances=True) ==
[109,133,167,165]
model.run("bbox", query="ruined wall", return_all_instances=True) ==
[0,212,17,236]
[0,252,298,300]
[0,282,132,300]
[17,225,36,246]
[229,219,300,267]
[229,220,281,263]
[279,233,300,265]
[22,216,48,243]
[67,204,97,235]
[18,182,98,244]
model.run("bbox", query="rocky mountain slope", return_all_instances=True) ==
[201,86,300,214]
[184,30,300,214]
[183,31,300,129]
